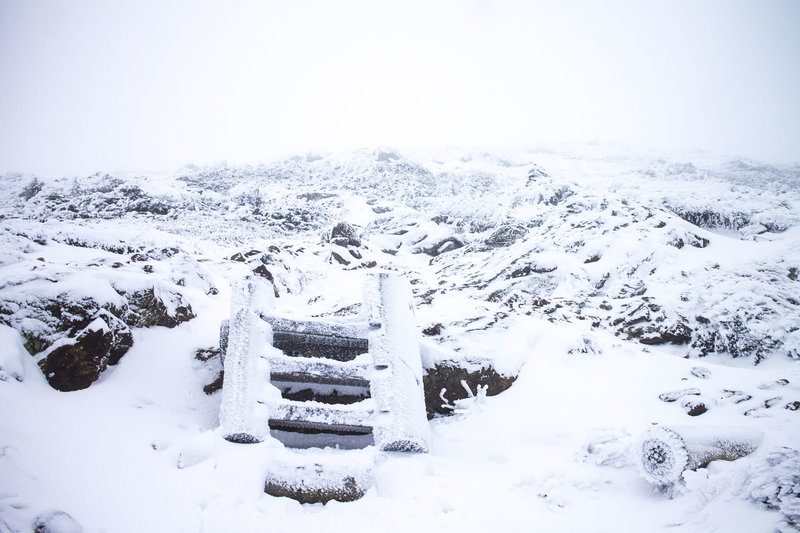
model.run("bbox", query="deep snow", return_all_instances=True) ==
[1,144,799,532]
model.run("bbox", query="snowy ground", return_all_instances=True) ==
[1,144,799,532]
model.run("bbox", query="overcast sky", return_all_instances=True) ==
[1,0,798,176]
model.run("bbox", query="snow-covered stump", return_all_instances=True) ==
[365,273,430,452]
[219,277,275,443]
[637,425,763,486]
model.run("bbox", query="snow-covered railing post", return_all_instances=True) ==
[219,277,275,443]
[365,272,430,452]
[637,425,763,485]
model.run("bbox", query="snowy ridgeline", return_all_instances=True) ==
[2,147,798,367]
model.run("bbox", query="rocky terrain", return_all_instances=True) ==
[1,145,799,532]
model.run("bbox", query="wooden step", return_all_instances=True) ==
[265,448,375,503]
[263,315,369,361]
[269,399,374,436]
[268,352,370,387]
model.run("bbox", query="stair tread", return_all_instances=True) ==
[268,352,371,386]
[270,398,375,431]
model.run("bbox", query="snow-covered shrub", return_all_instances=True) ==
[748,448,800,531]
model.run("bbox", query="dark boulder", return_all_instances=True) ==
[38,310,133,392]
[658,388,701,403]
[20,178,44,201]
[0,295,123,356]
[422,323,443,336]
[690,314,776,364]
[690,366,711,379]
[484,225,527,248]
[252,265,280,297]
[297,191,336,201]
[421,238,464,257]
[329,222,361,247]
[684,400,708,416]
[195,347,224,395]
[120,286,195,328]
[614,302,692,345]
[539,185,574,205]
[203,371,224,395]
[526,164,549,184]
[330,251,351,266]
[509,263,557,279]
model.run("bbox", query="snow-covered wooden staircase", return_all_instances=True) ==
[265,317,375,447]
[217,272,430,502]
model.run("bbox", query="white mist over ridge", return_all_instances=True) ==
[1,1,799,177]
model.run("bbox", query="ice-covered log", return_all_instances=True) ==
[365,273,430,452]
[637,425,763,485]
[219,277,275,443]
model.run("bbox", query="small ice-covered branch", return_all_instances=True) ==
[440,381,488,415]
[452,383,487,415]
[440,387,454,412]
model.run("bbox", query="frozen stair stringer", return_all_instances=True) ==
[219,277,276,443]
[365,272,431,452]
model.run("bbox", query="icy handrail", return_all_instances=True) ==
[219,277,275,443]
[365,272,431,452]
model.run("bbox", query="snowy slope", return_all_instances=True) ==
[1,144,799,532]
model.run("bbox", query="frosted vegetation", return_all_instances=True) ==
[1,145,799,532]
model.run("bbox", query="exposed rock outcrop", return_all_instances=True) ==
[38,310,133,391]
[422,359,517,418]
[119,285,195,329]
[329,222,361,247]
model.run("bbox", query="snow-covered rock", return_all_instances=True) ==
[32,510,82,533]
[37,310,133,391]
[748,447,800,531]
